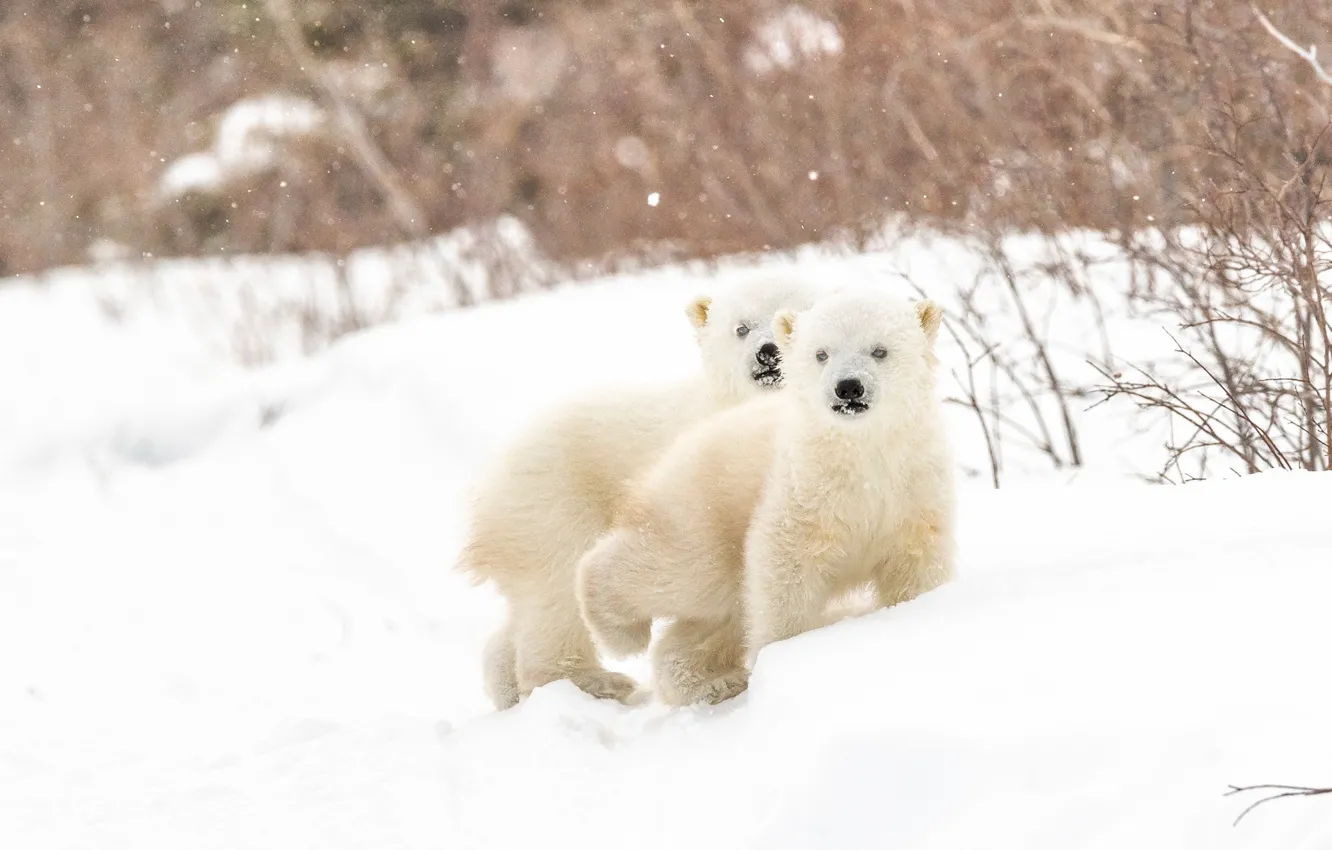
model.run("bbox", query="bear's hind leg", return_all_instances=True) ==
[511,583,641,704]
[482,622,520,710]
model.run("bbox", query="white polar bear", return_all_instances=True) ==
[458,273,820,709]
[575,289,956,705]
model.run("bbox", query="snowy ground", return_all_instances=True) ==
[2,245,1329,849]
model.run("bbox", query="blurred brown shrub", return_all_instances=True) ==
[1,0,1330,279]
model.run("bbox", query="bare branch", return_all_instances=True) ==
[982,238,1084,466]
[1253,6,1332,87]
[262,0,428,239]
[1018,16,1149,54]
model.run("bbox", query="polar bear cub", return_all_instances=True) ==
[575,289,956,705]
[458,273,820,709]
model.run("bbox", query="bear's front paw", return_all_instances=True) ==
[696,670,749,705]
[668,669,749,706]
[569,670,642,704]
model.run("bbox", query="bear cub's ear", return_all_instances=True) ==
[773,309,798,345]
[915,300,943,344]
[686,295,713,329]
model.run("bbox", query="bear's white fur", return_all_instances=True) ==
[459,273,819,708]
[575,289,956,705]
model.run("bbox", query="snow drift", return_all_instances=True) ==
[2,248,1330,849]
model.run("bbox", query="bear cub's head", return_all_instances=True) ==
[773,290,943,424]
[686,276,818,402]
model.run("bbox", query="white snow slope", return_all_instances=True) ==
[2,252,1330,850]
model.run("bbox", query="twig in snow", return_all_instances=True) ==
[1226,783,1332,825]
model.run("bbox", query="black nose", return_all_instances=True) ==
[756,342,780,367]
[835,378,865,400]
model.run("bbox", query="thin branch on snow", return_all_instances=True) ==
[1226,783,1332,825]
[1253,6,1332,87]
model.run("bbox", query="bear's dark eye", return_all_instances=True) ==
[735,324,750,338]
[871,346,888,360]
[815,349,829,363]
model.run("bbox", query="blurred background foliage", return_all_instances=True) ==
[1,0,1329,278]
